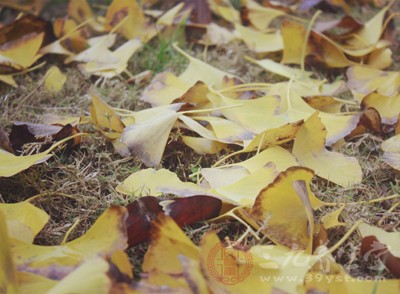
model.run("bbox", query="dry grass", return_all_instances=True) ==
[0,1,399,282]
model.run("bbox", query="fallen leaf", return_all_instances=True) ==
[11,206,128,279]
[90,93,126,140]
[249,167,320,252]
[0,134,82,177]
[105,0,145,39]
[0,201,49,243]
[361,92,400,125]
[381,134,400,171]
[116,168,211,197]
[359,223,400,277]
[292,112,362,187]
[347,65,400,97]
[0,210,18,294]
[43,66,66,93]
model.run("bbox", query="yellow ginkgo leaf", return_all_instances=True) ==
[381,134,400,171]
[16,272,57,294]
[174,43,241,89]
[0,134,82,177]
[208,0,240,23]
[45,258,112,294]
[200,231,270,293]
[292,112,362,187]
[245,0,286,31]
[141,72,191,106]
[189,116,253,143]
[209,164,280,206]
[141,214,201,290]
[121,109,179,167]
[201,147,299,205]
[67,0,103,31]
[358,222,400,257]
[281,20,351,68]
[116,168,211,197]
[342,4,391,54]
[200,23,237,46]
[90,93,126,140]
[105,0,145,40]
[347,65,400,97]
[249,167,321,252]
[234,24,283,53]
[44,66,66,93]
[321,204,347,229]
[361,92,400,125]
[0,74,17,87]
[0,201,49,243]
[0,32,44,70]
[11,206,128,279]
[182,136,226,155]
[156,2,187,26]
[302,95,347,113]
[245,56,313,80]
[0,211,18,294]
[82,39,142,78]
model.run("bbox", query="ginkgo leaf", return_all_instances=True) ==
[116,168,211,197]
[321,204,346,229]
[90,93,126,140]
[200,23,237,46]
[0,74,17,87]
[347,65,400,97]
[200,231,321,293]
[0,134,82,177]
[208,0,240,23]
[189,116,253,143]
[244,0,286,31]
[245,56,313,80]
[142,214,199,287]
[302,95,347,113]
[68,0,103,31]
[234,24,283,53]
[141,72,191,106]
[43,66,66,93]
[292,112,362,187]
[249,167,322,252]
[82,39,142,78]
[0,211,18,294]
[359,223,400,276]
[10,206,128,279]
[121,109,179,167]
[0,201,49,243]
[64,36,118,65]
[0,32,44,70]
[201,147,299,205]
[181,136,226,155]
[174,43,241,89]
[381,134,400,171]
[281,20,352,68]
[156,2,187,26]
[200,231,269,293]
[361,92,400,125]
[359,223,400,258]
[208,164,280,206]
[342,4,391,54]
[105,0,145,40]
[45,258,112,294]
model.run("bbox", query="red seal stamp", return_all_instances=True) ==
[207,243,253,285]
